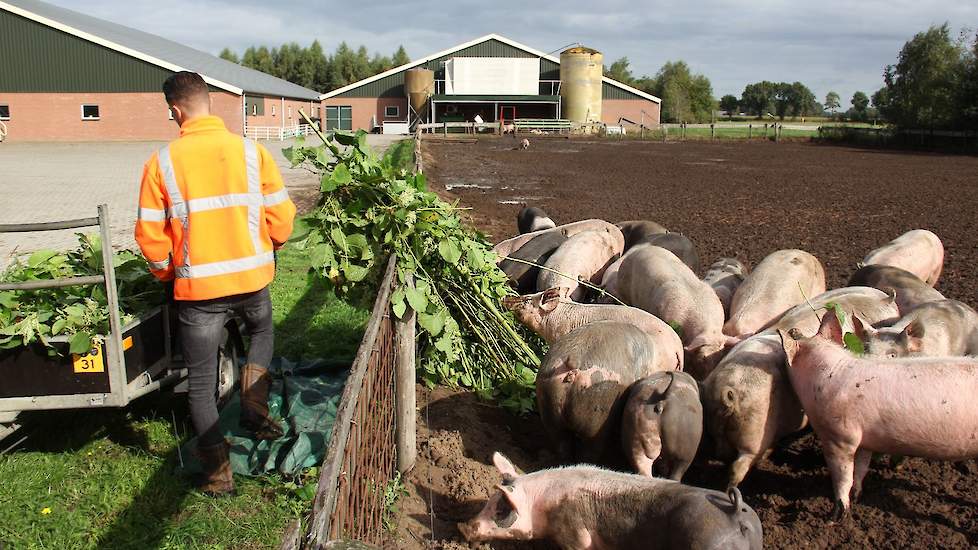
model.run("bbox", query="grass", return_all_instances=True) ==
[0,241,369,550]
[382,138,415,173]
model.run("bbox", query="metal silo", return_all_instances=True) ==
[560,46,603,127]
[404,68,435,121]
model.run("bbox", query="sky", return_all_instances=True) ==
[46,0,978,105]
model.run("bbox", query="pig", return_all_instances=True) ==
[459,452,763,549]
[723,249,826,338]
[494,219,621,261]
[536,321,669,463]
[847,264,945,314]
[621,371,703,481]
[598,252,627,303]
[703,286,900,489]
[641,233,701,274]
[501,287,683,372]
[616,219,669,249]
[537,228,624,300]
[499,231,567,294]
[857,299,978,358]
[779,312,978,520]
[616,245,740,379]
[517,206,556,234]
[703,258,748,318]
[861,228,944,287]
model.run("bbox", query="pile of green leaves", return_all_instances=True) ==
[0,234,164,355]
[284,131,542,413]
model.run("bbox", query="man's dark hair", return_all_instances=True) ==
[162,71,209,106]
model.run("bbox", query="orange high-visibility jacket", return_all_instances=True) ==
[135,116,296,301]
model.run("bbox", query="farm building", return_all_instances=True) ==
[0,0,321,142]
[321,34,661,133]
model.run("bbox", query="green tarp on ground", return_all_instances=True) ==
[181,358,347,476]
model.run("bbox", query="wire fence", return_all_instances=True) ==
[816,125,978,150]
[298,256,414,549]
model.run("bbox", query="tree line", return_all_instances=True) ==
[604,58,714,123]
[219,41,410,94]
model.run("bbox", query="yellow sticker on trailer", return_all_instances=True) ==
[72,344,105,373]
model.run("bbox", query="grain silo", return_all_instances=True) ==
[404,68,435,123]
[559,46,603,126]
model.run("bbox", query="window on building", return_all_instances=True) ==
[0,105,9,120]
[287,106,292,118]
[325,105,353,130]
[271,105,276,116]
[252,104,258,116]
[385,105,399,118]
[81,104,100,120]
[168,108,174,120]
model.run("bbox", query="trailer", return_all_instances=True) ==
[0,204,242,444]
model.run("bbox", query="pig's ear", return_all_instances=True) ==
[683,334,709,352]
[492,452,519,481]
[851,315,877,341]
[500,296,524,310]
[540,288,564,311]
[778,329,800,363]
[724,334,746,348]
[904,322,925,352]
[815,311,845,345]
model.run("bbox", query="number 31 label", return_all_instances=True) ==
[72,344,105,374]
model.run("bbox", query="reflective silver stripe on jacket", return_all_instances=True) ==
[174,251,273,279]
[263,188,290,207]
[243,138,264,257]
[147,257,171,271]
[187,193,263,212]
[158,145,191,270]
[138,207,167,222]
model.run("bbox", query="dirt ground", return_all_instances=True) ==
[393,136,978,549]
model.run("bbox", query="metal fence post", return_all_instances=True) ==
[748,124,752,140]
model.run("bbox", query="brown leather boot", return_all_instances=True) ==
[194,440,236,497]
[239,363,284,440]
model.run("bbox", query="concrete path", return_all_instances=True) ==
[0,134,404,268]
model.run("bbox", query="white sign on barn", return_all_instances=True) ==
[444,57,540,95]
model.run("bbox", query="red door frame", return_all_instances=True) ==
[499,105,516,123]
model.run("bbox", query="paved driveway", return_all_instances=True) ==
[0,135,404,268]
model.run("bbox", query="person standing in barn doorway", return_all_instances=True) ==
[134,71,296,497]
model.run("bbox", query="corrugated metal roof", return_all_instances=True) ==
[0,0,321,100]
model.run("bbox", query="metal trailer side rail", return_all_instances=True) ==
[0,205,131,409]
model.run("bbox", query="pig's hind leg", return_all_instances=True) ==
[727,452,756,490]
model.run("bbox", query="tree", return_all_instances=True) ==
[392,45,410,67]
[604,57,635,85]
[645,61,715,122]
[850,91,870,121]
[824,91,840,114]
[719,94,739,117]
[880,23,967,128]
[740,81,777,118]
[219,48,239,64]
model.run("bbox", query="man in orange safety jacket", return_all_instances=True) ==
[135,71,296,496]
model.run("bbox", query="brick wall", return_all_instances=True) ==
[601,99,660,127]
[0,91,244,142]
[245,97,322,128]
[322,97,409,131]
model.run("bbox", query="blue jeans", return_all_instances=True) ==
[179,286,274,447]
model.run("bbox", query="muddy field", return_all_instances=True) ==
[394,137,978,549]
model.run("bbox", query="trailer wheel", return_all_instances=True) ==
[216,322,244,407]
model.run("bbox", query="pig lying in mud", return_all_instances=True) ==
[641,233,701,274]
[458,452,763,549]
[502,287,683,372]
[517,206,556,234]
[494,219,621,260]
[857,299,978,358]
[703,258,748,318]
[703,286,900,489]
[780,312,978,520]
[499,231,567,294]
[536,321,670,463]
[723,249,826,338]
[847,264,946,314]
[538,228,625,300]
[621,371,702,481]
[616,219,668,249]
[861,228,944,287]
[616,245,739,379]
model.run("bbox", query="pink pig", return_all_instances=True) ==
[538,228,625,300]
[860,229,944,287]
[493,219,622,261]
[779,312,978,520]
